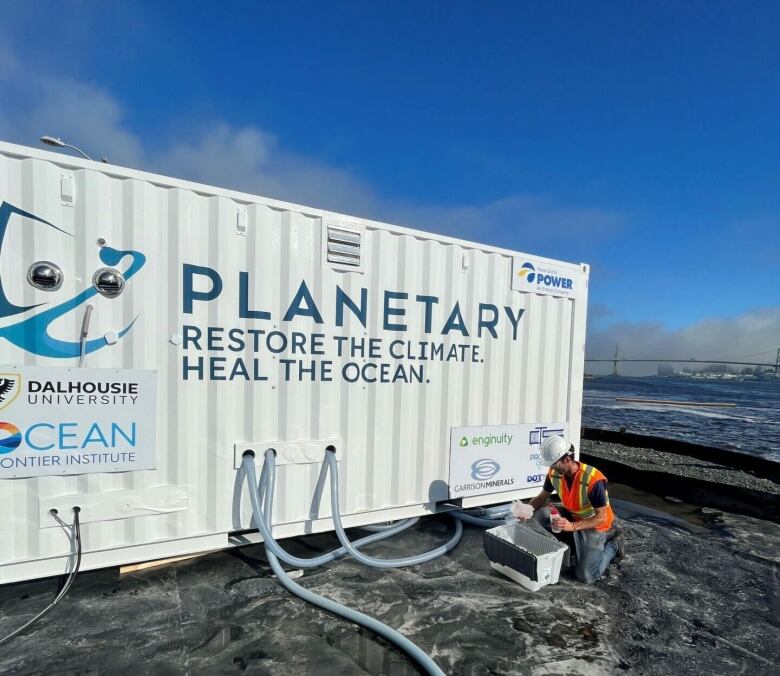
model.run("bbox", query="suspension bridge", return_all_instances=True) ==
[585,347,780,376]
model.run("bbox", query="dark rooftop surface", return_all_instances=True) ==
[1,456,779,675]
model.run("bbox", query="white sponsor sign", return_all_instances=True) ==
[512,257,576,298]
[448,422,568,498]
[0,366,157,479]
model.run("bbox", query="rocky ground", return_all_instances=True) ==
[581,439,779,494]
[1,448,778,675]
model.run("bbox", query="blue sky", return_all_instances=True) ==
[1,2,778,371]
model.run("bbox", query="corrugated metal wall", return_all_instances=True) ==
[0,143,588,583]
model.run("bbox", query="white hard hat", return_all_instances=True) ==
[541,435,571,466]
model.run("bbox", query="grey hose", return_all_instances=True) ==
[476,504,512,516]
[244,455,446,676]
[0,507,82,647]
[451,511,511,528]
[321,451,463,568]
[77,304,93,367]
[243,454,420,569]
[246,451,462,570]
[357,520,412,532]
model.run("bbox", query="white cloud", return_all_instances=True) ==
[154,124,381,218]
[29,77,144,166]
[586,307,780,375]
[155,130,626,254]
[0,44,623,258]
[151,125,625,255]
[388,195,624,252]
[1,42,777,376]
[0,63,142,167]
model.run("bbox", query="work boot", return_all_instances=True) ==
[608,523,627,562]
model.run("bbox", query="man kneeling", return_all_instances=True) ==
[517,435,625,583]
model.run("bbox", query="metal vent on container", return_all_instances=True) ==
[27,261,64,291]
[92,267,125,298]
[327,226,361,267]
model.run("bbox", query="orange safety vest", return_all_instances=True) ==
[548,462,614,532]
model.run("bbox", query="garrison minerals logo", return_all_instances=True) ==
[0,374,21,411]
[0,422,22,453]
[453,456,515,494]
[470,458,501,480]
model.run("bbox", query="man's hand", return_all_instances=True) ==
[512,501,534,521]
[529,489,551,513]
[559,506,609,533]
[553,515,575,532]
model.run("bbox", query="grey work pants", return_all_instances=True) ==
[533,505,618,584]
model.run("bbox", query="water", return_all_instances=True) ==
[582,376,780,462]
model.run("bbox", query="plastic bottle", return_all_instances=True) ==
[549,506,562,533]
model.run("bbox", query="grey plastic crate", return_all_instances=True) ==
[484,522,569,591]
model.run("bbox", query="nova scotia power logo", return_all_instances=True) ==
[514,259,574,296]
[0,202,146,358]
[517,262,536,283]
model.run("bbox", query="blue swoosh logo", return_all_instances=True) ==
[0,201,72,318]
[0,201,146,358]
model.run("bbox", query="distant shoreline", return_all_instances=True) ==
[585,373,779,382]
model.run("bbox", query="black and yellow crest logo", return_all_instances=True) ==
[0,373,21,411]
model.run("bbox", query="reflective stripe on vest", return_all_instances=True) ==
[579,464,595,517]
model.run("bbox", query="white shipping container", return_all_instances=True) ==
[0,140,589,584]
